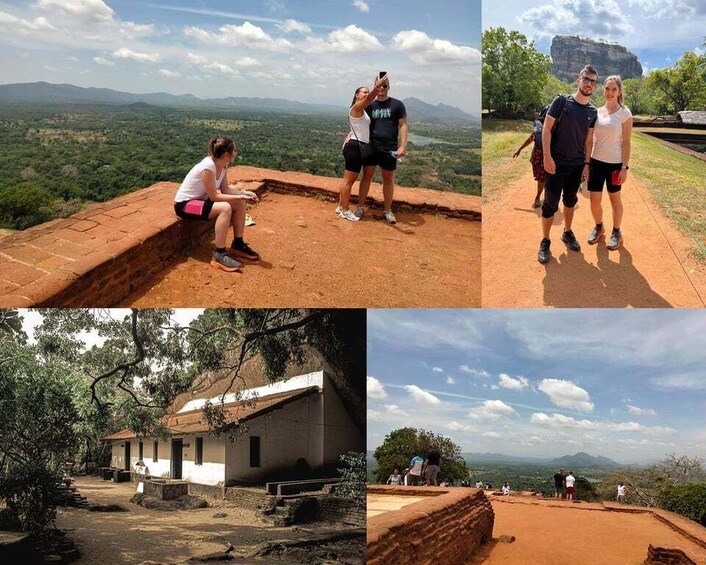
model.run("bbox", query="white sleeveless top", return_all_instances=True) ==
[174,156,225,202]
[591,105,632,164]
[348,109,371,144]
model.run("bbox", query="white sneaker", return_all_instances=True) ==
[335,205,344,215]
[353,206,364,218]
[383,210,397,224]
[338,208,360,222]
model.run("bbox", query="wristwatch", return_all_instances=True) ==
[622,165,630,170]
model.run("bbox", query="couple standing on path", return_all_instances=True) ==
[337,72,408,224]
[536,65,633,264]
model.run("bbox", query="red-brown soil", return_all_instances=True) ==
[54,476,360,564]
[482,171,706,307]
[470,497,706,564]
[122,191,480,308]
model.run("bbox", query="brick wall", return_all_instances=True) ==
[223,486,269,510]
[318,496,365,527]
[367,486,494,565]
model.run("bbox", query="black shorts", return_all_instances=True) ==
[541,163,584,218]
[342,139,368,173]
[174,199,214,220]
[588,158,623,193]
[363,146,398,171]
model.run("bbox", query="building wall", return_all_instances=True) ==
[322,372,363,463]
[225,392,323,483]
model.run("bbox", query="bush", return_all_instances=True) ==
[658,483,706,526]
[336,452,366,500]
[0,183,58,229]
[0,462,63,532]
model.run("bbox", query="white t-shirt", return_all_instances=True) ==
[566,474,576,488]
[349,109,371,144]
[174,156,225,203]
[409,456,424,476]
[591,105,632,164]
[502,485,510,495]
[617,485,625,496]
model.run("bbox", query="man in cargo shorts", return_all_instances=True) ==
[537,65,598,264]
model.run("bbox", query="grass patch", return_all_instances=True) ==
[483,120,706,261]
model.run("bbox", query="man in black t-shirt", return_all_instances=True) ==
[553,468,566,500]
[355,75,408,224]
[537,65,598,264]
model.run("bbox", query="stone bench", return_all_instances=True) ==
[266,478,342,496]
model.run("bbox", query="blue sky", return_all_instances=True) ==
[482,0,706,74]
[368,310,706,464]
[0,0,481,113]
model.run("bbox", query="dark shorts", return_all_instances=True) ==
[530,147,546,183]
[588,158,623,193]
[174,199,214,220]
[342,139,368,173]
[363,146,398,171]
[541,162,584,219]
[567,486,575,495]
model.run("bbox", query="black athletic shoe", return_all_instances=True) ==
[561,229,581,252]
[588,224,605,245]
[607,229,623,250]
[537,238,551,264]
[230,242,260,261]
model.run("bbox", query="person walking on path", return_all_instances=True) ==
[554,468,566,500]
[356,73,408,224]
[587,75,633,250]
[566,471,576,501]
[537,65,598,264]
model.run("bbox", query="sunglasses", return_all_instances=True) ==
[379,83,389,89]
[579,76,597,86]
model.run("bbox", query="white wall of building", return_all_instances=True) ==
[180,433,225,486]
[322,372,362,463]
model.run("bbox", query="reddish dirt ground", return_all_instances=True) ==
[483,171,706,307]
[470,498,706,565]
[54,477,359,565]
[122,191,481,308]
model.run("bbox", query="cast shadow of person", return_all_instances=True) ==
[542,241,671,308]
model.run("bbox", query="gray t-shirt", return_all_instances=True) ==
[548,95,597,167]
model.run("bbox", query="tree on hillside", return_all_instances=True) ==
[373,427,469,484]
[622,78,657,116]
[646,52,706,114]
[482,27,551,115]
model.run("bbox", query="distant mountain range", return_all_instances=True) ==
[0,82,477,124]
[463,451,622,468]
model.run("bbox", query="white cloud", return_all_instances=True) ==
[184,21,293,52]
[276,19,311,34]
[369,404,408,422]
[499,373,530,391]
[37,0,114,22]
[367,376,387,399]
[235,57,260,67]
[112,48,161,64]
[404,384,441,405]
[392,30,481,65]
[0,11,55,32]
[538,379,594,412]
[460,365,490,378]
[446,376,456,385]
[432,367,443,373]
[468,400,517,420]
[92,56,114,66]
[626,404,657,417]
[446,421,476,433]
[203,61,239,77]
[353,0,370,13]
[158,69,180,78]
[530,413,675,435]
[651,373,706,391]
[306,24,382,53]
[628,0,706,18]
[519,0,633,39]
[482,431,501,438]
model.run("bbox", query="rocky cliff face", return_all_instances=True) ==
[550,35,643,82]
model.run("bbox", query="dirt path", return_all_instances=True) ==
[54,477,359,565]
[471,498,706,564]
[482,170,706,307]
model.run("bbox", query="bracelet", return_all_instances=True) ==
[622,165,629,170]
[584,162,590,165]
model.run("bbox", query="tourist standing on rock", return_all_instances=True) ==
[336,75,390,221]
[387,468,402,485]
[617,482,626,503]
[355,72,408,224]
[537,65,598,264]
[502,482,510,496]
[554,468,566,500]
[424,451,441,486]
[407,454,424,486]
[566,471,576,501]
[174,137,260,272]
[586,75,633,250]
[513,107,548,208]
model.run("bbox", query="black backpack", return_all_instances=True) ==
[534,94,569,151]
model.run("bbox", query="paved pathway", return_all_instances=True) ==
[483,170,706,308]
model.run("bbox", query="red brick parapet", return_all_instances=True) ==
[367,485,494,565]
[0,167,479,307]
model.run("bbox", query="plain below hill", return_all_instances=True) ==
[463,451,621,468]
[0,81,477,124]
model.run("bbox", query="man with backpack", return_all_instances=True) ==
[537,65,599,264]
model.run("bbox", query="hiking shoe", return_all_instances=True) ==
[338,208,360,222]
[537,238,551,264]
[353,206,364,218]
[607,229,623,250]
[211,251,241,272]
[335,205,344,216]
[561,229,581,252]
[230,242,260,261]
[383,210,397,224]
[588,224,605,245]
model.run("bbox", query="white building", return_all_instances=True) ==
[102,371,361,486]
